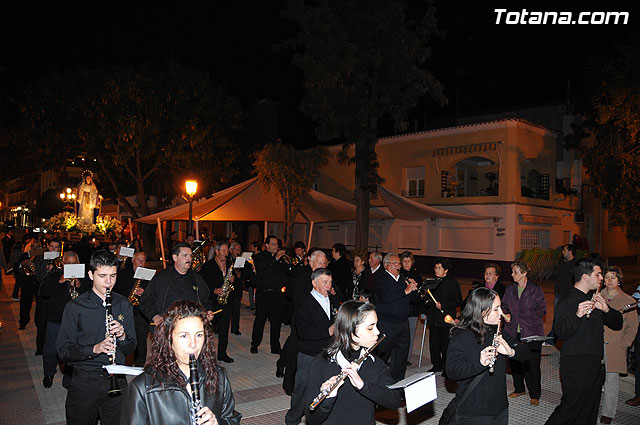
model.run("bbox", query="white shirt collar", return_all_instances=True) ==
[386,270,400,282]
[371,264,380,274]
[310,289,331,319]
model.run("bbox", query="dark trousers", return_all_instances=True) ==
[215,304,231,357]
[18,277,38,327]
[66,370,127,425]
[458,408,508,425]
[376,319,410,382]
[429,324,452,371]
[545,355,604,425]
[510,336,542,398]
[11,271,21,298]
[279,322,299,395]
[35,295,47,352]
[251,290,284,351]
[634,331,640,396]
[133,309,149,367]
[43,321,61,376]
[285,352,314,425]
[230,292,242,332]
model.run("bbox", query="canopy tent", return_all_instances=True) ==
[377,185,493,221]
[137,177,392,247]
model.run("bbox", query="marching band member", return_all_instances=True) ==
[56,250,136,425]
[304,300,402,425]
[121,300,241,425]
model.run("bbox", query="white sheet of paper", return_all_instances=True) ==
[234,256,246,268]
[103,364,144,376]
[388,372,436,413]
[119,247,135,257]
[44,251,60,260]
[242,252,253,259]
[133,267,156,281]
[64,264,85,279]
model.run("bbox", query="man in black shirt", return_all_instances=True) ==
[545,259,623,425]
[548,244,576,343]
[139,243,213,327]
[199,241,236,363]
[250,235,287,354]
[40,250,90,388]
[56,250,136,425]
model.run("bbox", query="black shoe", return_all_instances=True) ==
[276,365,285,378]
[271,348,281,355]
[218,355,234,363]
[428,366,442,373]
[250,346,258,354]
[43,376,53,388]
[18,325,26,330]
[231,330,241,336]
[35,349,43,356]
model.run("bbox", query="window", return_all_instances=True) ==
[441,157,499,198]
[403,166,425,198]
[520,229,550,249]
[521,160,549,200]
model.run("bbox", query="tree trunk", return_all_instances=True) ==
[354,144,370,252]
[96,155,139,218]
[135,149,150,217]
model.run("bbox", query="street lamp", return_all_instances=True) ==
[185,180,198,235]
[59,188,76,212]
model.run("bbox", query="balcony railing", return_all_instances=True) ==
[402,189,424,198]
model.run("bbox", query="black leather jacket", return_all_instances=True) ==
[120,365,241,425]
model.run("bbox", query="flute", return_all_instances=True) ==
[309,334,386,411]
[585,283,601,319]
[488,316,502,374]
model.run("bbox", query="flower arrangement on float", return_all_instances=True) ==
[45,212,122,238]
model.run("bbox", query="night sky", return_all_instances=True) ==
[1,1,637,147]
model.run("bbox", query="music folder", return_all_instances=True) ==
[44,251,60,260]
[387,371,437,413]
[234,256,246,268]
[133,267,156,281]
[104,364,144,376]
[64,264,85,279]
[119,247,135,258]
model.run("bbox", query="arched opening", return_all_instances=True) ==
[441,156,499,198]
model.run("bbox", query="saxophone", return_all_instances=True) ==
[217,263,235,305]
[128,279,142,306]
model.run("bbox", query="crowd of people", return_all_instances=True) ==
[2,227,640,425]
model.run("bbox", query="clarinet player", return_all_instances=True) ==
[120,300,241,425]
[56,249,136,425]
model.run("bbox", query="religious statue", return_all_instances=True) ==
[76,170,102,225]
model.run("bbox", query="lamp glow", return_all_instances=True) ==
[185,180,198,197]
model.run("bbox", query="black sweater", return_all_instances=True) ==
[426,274,462,327]
[40,271,90,323]
[445,327,528,417]
[554,286,623,357]
[304,352,402,425]
[373,271,411,322]
[296,292,335,356]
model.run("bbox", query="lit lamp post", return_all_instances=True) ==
[185,180,198,235]
[59,188,76,212]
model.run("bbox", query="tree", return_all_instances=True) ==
[254,142,328,247]
[568,33,640,239]
[284,0,446,251]
[9,60,245,219]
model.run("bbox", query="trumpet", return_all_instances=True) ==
[309,334,386,411]
[105,288,121,396]
[52,242,64,269]
[279,254,300,266]
[188,354,202,425]
[69,278,79,299]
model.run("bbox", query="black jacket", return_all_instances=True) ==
[40,270,90,323]
[373,270,411,323]
[120,365,241,425]
[254,250,286,291]
[296,292,336,356]
[329,256,352,300]
[139,267,212,322]
[199,257,233,309]
[426,274,462,327]
[304,352,402,425]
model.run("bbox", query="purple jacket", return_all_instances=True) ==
[501,282,546,338]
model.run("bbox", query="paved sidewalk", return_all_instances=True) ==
[1,273,639,424]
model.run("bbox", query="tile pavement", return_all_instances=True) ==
[1,273,639,424]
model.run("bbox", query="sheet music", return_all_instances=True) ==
[104,364,144,376]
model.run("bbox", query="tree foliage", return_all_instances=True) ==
[569,33,640,239]
[254,142,328,247]
[284,0,446,250]
[7,59,245,218]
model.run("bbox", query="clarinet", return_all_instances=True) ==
[309,334,386,410]
[189,354,203,425]
[488,317,502,374]
[105,288,121,396]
